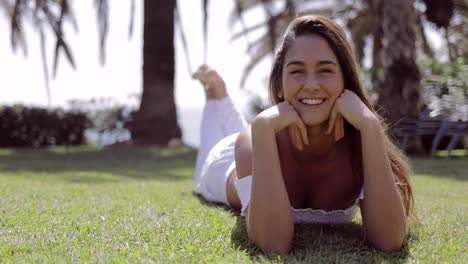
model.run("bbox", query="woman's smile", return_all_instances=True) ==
[299,98,326,106]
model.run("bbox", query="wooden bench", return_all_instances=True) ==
[443,120,468,157]
[396,117,468,158]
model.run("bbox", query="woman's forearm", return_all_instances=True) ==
[360,118,407,251]
[248,117,293,254]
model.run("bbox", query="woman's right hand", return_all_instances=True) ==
[253,101,309,150]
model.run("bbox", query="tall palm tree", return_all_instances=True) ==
[127,0,181,145]
[373,0,422,125]
[2,0,185,145]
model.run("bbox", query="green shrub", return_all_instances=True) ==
[0,105,91,147]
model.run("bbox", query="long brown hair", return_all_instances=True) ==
[269,15,417,222]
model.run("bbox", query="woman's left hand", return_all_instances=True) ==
[328,89,378,133]
[325,105,345,141]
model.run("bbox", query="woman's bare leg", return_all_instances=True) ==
[192,65,228,100]
[193,65,247,190]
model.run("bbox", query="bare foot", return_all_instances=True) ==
[192,65,228,99]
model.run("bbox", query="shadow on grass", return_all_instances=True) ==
[193,192,239,213]
[0,145,197,183]
[230,216,413,263]
[411,157,468,181]
[193,193,413,262]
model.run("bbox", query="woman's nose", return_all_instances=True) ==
[303,73,319,91]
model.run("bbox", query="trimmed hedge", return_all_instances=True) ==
[0,105,91,147]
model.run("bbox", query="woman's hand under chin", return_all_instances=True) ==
[253,100,310,151]
[332,89,378,131]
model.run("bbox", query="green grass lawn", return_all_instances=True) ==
[0,146,466,263]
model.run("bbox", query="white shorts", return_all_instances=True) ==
[194,133,238,206]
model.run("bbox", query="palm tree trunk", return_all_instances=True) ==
[375,0,423,152]
[129,0,181,145]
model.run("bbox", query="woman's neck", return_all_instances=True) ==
[289,123,340,162]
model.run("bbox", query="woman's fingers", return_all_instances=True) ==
[296,118,309,146]
[327,93,346,141]
[289,126,300,150]
[334,114,340,141]
[326,106,337,135]
[275,100,309,149]
[294,125,303,150]
[340,116,345,138]
[286,100,308,147]
[334,114,345,141]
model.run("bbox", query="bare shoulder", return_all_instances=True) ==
[234,125,253,178]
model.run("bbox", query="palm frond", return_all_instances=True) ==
[240,43,271,88]
[95,0,108,65]
[235,10,294,78]
[232,0,329,88]
[453,0,468,15]
[11,0,27,56]
[416,12,434,58]
[128,0,135,39]
[228,0,274,28]
[38,1,75,76]
[39,23,51,106]
[296,7,335,17]
[246,31,273,57]
[447,0,468,59]
[228,0,252,46]
[347,8,376,64]
[229,21,264,42]
[175,2,193,75]
[202,0,209,63]
[0,0,13,17]
[66,1,79,34]
[58,0,76,67]
[423,0,455,29]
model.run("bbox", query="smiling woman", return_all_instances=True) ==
[192,15,417,255]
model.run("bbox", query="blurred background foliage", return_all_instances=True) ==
[67,98,136,147]
[233,0,466,114]
[1,0,467,153]
[421,58,467,122]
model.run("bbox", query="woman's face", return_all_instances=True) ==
[280,34,344,127]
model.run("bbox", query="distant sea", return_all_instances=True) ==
[85,106,203,148]
[177,106,203,147]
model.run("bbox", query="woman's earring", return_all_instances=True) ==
[277,90,284,100]
[278,93,284,101]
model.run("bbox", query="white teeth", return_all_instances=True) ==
[300,98,324,105]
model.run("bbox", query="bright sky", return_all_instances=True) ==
[0,0,445,146]
[0,0,270,146]
[0,0,267,107]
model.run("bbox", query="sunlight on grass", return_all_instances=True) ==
[435,149,467,157]
[0,146,466,263]
[0,149,13,156]
[47,145,100,154]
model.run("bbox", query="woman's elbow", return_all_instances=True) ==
[250,235,292,255]
[365,218,407,252]
[247,225,293,255]
[369,235,405,252]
